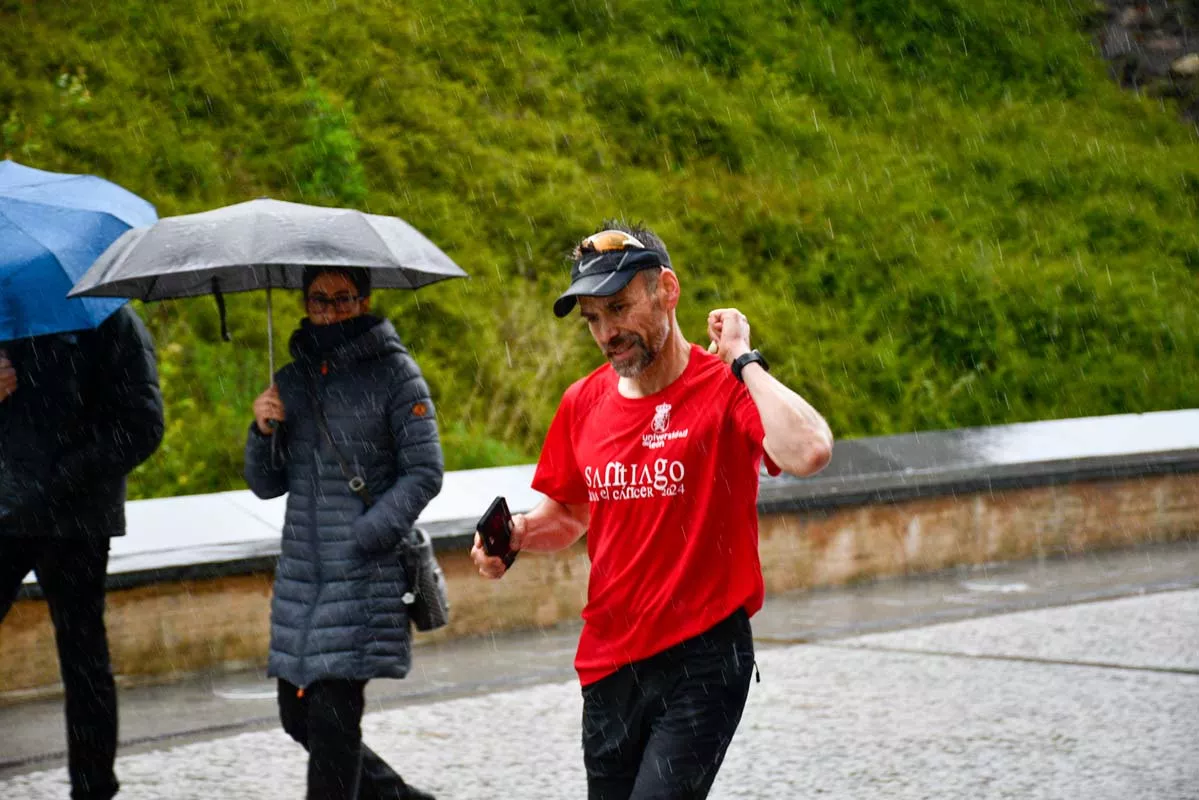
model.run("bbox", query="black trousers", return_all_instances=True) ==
[277,678,419,800]
[582,609,756,800]
[0,536,119,800]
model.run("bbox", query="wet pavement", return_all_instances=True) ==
[1,541,1197,798]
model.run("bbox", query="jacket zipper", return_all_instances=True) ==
[297,361,329,685]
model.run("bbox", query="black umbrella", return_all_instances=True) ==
[69,198,468,376]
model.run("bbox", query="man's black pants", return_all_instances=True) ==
[582,608,756,800]
[277,678,420,800]
[0,536,119,800]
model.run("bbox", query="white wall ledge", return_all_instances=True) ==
[17,409,1199,594]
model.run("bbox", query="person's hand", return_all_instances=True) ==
[470,512,526,579]
[0,350,16,404]
[253,383,286,435]
[706,308,752,365]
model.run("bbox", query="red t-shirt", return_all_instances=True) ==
[533,344,779,686]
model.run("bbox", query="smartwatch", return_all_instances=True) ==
[731,349,769,382]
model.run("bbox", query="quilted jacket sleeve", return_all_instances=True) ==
[244,421,289,499]
[350,360,444,554]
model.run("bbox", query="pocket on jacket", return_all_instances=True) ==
[363,546,405,611]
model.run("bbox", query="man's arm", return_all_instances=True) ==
[471,497,589,579]
[743,366,833,476]
[708,308,833,477]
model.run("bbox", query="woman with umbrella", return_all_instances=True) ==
[71,197,465,798]
[245,265,441,800]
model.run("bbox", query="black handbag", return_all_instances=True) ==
[399,526,451,631]
[305,376,451,632]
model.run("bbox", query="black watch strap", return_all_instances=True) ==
[732,349,769,382]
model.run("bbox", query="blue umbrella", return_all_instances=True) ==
[0,159,157,342]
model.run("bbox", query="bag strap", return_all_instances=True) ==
[304,373,374,508]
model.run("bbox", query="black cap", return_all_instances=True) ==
[553,232,672,317]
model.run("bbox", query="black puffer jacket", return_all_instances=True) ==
[243,317,443,688]
[0,305,164,539]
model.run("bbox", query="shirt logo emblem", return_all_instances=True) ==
[651,403,672,434]
[642,404,688,449]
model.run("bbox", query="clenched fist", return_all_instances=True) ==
[706,308,752,365]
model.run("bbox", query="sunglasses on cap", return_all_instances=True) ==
[577,229,647,255]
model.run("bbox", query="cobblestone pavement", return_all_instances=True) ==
[3,590,1196,799]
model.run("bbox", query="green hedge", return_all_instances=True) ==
[1,0,1196,498]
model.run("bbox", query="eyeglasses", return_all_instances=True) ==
[306,292,361,313]
[578,230,646,255]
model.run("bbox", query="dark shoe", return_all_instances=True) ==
[404,787,436,800]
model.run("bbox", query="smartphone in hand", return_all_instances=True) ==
[476,495,518,569]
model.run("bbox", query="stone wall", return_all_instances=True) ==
[2,471,1196,703]
[1092,0,1199,122]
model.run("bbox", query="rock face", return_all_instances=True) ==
[1093,0,1199,121]
[1173,51,1199,76]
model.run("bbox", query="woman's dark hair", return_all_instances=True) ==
[301,266,372,298]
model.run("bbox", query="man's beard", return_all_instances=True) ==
[607,333,654,377]
[606,318,670,378]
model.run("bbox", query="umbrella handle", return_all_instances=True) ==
[269,419,284,470]
[266,284,280,471]
[266,284,275,378]
[265,283,280,471]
